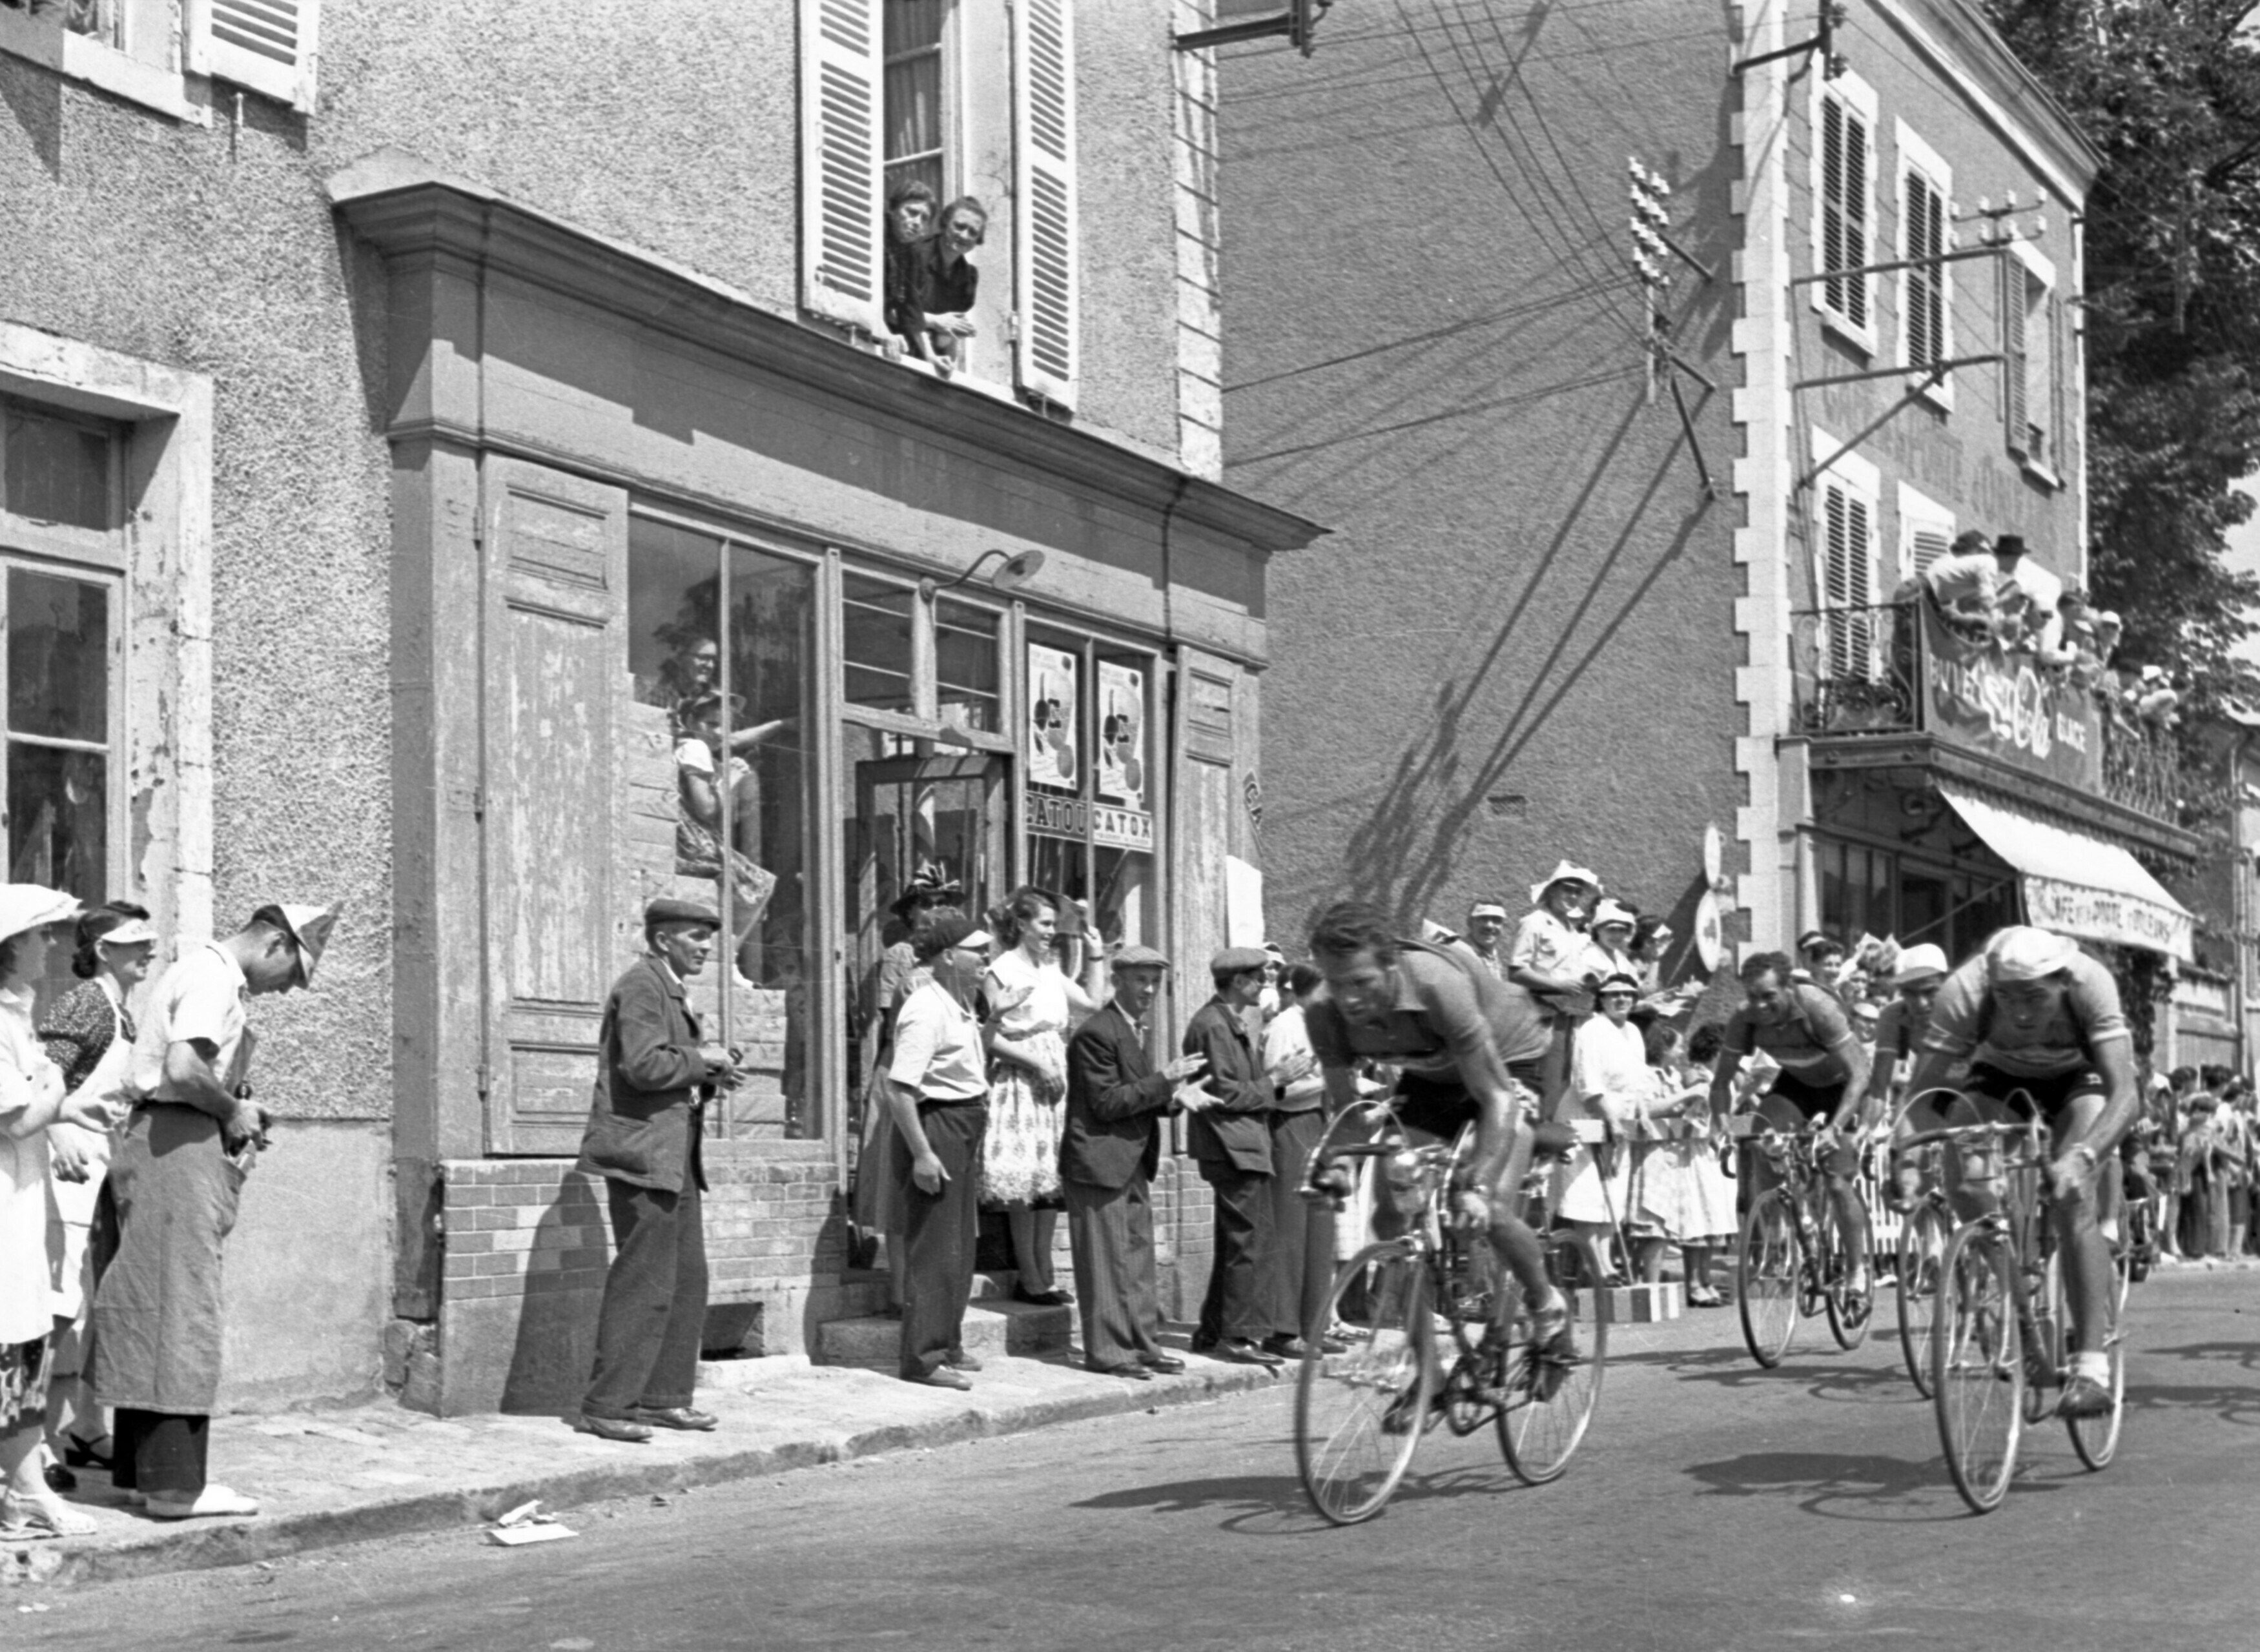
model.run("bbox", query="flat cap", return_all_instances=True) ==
[1113,944,1171,970]
[912,909,992,960]
[1211,946,1271,975]
[645,896,723,930]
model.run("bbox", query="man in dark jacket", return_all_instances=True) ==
[1061,945,1209,1379]
[575,898,739,1442]
[1185,947,1282,1366]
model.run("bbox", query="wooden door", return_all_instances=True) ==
[480,457,632,1155]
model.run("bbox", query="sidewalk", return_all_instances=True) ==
[4,1343,1281,1590]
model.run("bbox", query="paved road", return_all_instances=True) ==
[19,1271,2260,1651]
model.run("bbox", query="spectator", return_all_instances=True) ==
[573,898,737,1445]
[1555,970,1649,1287]
[1,885,111,1538]
[904,196,985,378]
[1258,940,1288,1019]
[1630,914,1693,1016]
[2218,1079,2254,1258]
[1464,900,1509,979]
[1922,529,1999,638]
[1631,1019,1734,1307]
[882,178,938,363]
[673,692,777,943]
[640,633,719,729]
[1510,861,1607,1112]
[980,887,1096,1309]
[1184,947,1282,1367]
[1794,930,1849,999]
[1261,961,1337,1359]
[2162,1065,2197,1259]
[1059,944,1207,1379]
[1589,899,1641,979]
[92,901,336,1520]
[37,902,157,1492]
[885,908,994,1390]
[852,864,960,1309]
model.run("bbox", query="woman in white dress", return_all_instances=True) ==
[980,888,1097,1306]
[1629,1020,1736,1305]
[1553,972,1652,1287]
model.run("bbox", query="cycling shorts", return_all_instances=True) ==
[1392,1063,1543,1141]
[1963,1061,2108,1123]
[1763,1070,1849,1122]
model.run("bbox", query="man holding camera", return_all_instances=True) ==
[575,897,741,1443]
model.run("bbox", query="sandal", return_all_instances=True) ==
[65,1433,114,1471]
[1,1489,98,1539]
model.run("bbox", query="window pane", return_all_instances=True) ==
[843,572,915,716]
[885,0,945,54]
[8,742,105,901]
[884,54,941,163]
[3,403,111,530]
[936,597,998,733]
[8,569,108,742]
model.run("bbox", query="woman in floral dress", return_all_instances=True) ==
[980,888,1096,1305]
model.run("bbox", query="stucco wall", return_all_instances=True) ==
[1220,1,1743,946]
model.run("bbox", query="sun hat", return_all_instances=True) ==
[1590,899,1638,932]
[1595,972,1642,997]
[0,884,81,946]
[92,914,159,948]
[1528,861,1602,907]
[1468,900,1508,921]
[253,902,340,986]
[1986,926,2079,983]
[889,861,963,921]
[1891,943,1949,986]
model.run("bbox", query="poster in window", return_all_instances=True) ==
[1096,661,1145,810]
[1027,643,1080,791]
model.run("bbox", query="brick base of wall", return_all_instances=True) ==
[420,1151,1229,1416]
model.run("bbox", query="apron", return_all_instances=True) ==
[45,990,135,1318]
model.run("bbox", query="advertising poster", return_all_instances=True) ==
[1096,660,1146,810]
[1920,606,2103,791]
[1027,643,1080,791]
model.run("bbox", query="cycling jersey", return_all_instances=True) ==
[1870,997,1926,1065]
[1919,949,2128,1079]
[1723,982,1859,1087]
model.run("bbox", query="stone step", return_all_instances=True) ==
[814,1297,1074,1371]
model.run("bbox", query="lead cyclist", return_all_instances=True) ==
[1899,926,2135,1420]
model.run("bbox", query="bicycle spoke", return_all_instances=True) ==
[1933,1226,2024,1514]
[1297,1245,1433,1525]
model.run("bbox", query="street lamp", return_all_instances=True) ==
[918,549,1046,602]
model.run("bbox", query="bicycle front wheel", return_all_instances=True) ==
[1495,1238,1608,1486]
[1738,1190,1800,1369]
[1824,1192,1875,1351]
[1933,1225,2024,1515]
[1296,1243,1435,1526]
[1896,1201,1949,1396]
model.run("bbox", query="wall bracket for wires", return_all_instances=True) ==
[1731,3,1847,79]
[1175,0,1331,56]
[1793,357,2002,491]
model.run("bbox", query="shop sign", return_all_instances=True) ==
[1921,606,2102,790]
[1025,789,1153,851]
[2024,874,2194,962]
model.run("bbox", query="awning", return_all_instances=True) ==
[1940,784,2193,962]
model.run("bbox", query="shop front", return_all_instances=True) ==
[336,164,1317,1414]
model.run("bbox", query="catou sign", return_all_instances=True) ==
[1920,606,2102,790]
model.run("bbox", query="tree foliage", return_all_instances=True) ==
[1984,0,2260,717]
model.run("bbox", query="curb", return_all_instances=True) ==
[26,1362,1284,1589]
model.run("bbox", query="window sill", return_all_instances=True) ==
[1912,374,1953,414]
[0,12,209,124]
[1818,312,1878,357]
[888,351,1014,403]
[2018,457,2064,491]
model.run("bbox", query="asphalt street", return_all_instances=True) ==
[16,1271,2260,1652]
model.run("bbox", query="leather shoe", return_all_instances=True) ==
[1140,1353,1186,1374]
[943,1351,984,1372]
[1087,1361,1153,1381]
[575,1413,653,1443]
[1263,1334,1315,1360]
[1217,1338,1285,1368]
[632,1405,717,1432]
[1014,1286,1074,1307]
[903,1366,972,1391]
[43,1461,77,1493]
[144,1484,261,1520]
[65,1433,114,1471]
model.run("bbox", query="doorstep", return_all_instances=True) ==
[2,1332,1282,1591]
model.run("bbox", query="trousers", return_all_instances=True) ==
[896,1102,987,1379]
[1265,1110,1335,1343]
[582,1176,708,1420]
[1064,1174,1164,1369]
[1195,1161,1274,1346]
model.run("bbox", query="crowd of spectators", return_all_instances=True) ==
[2126,1063,2260,1264]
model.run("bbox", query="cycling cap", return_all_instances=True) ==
[1892,943,1949,986]
[1985,926,2079,983]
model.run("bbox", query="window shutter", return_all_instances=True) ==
[1905,170,1944,369]
[1911,524,1952,577]
[1013,0,1078,408]
[2002,256,2029,457]
[2046,291,2067,471]
[1821,482,1875,673]
[1844,110,1869,331]
[799,0,887,336]
[188,0,319,112]
[1820,96,1869,332]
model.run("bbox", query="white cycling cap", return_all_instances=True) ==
[1892,943,1949,986]
[1985,926,2079,983]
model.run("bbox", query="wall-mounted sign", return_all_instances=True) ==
[1026,790,1154,852]
[1097,660,1146,810]
[1093,803,1154,852]
[1694,889,1724,971]
[1027,642,1080,791]
[1921,606,2102,790]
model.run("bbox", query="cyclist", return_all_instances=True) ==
[1707,950,1874,1296]
[1864,943,1949,1211]
[1302,901,1575,1359]
[1899,926,2133,1419]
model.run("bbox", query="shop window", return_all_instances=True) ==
[627,515,820,1140]
[843,570,917,717]
[935,595,998,733]
[0,398,121,1006]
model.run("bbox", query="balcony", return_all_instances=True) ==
[1790,602,2190,833]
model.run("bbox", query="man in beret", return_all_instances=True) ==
[573,898,740,1442]
[1185,946,1284,1366]
[1060,945,1210,1378]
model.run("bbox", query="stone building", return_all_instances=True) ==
[1,0,1317,1413]
[1223,0,2199,1030]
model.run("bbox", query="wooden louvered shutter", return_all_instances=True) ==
[1013,0,1079,407]
[2002,255,2029,458]
[189,0,319,112]
[1905,170,1943,369]
[2046,291,2067,471]
[1822,482,1875,675]
[800,0,887,335]
[1820,95,1869,331]
[1911,524,1952,578]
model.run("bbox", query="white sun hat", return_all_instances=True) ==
[0,884,82,946]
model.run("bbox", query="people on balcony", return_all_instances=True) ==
[1922,529,2002,641]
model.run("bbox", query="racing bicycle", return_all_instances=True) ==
[1734,1117,1876,1368]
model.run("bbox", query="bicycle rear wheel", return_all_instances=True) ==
[1494,1239,1608,1486]
[2055,1249,2127,1472]
[1824,1192,1875,1351]
[1296,1243,1435,1525]
[1738,1190,1800,1369]
[1896,1201,1949,1396]
[1933,1224,2024,1515]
